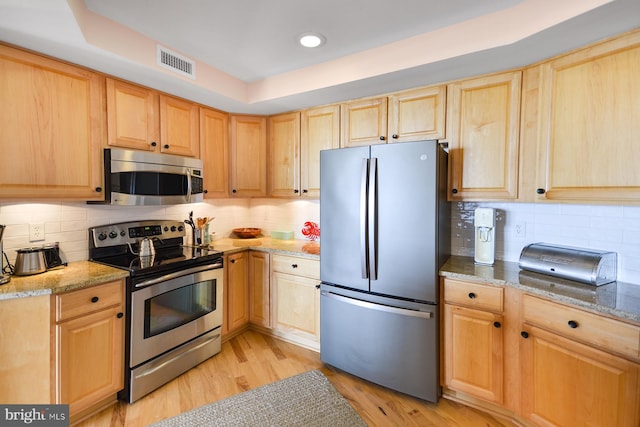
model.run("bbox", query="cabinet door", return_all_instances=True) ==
[249,251,271,328]
[341,97,388,147]
[225,252,249,334]
[268,112,300,197]
[273,272,320,344]
[446,71,521,200]
[443,304,504,403]
[57,305,124,416]
[159,94,199,157]
[521,325,640,427]
[388,86,446,143]
[301,105,340,199]
[106,78,159,151]
[0,45,104,200]
[535,31,640,202]
[200,107,229,198]
[230,115,267,197]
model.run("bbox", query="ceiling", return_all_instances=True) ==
[0,0,639,114]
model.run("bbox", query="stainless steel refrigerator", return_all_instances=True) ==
[319,140,449,402]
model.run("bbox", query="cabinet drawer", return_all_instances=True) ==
[56,280,124,322]
[443,279,504,312]
[272,254,319,279]
[523,294,640,360]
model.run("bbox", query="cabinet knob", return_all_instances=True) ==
[392,134,398,139]
[452,188,458,194]
[379,136,386,141]
[164,144,170,149]
[91,296,99,303]
[95,187,102,193]
[494,321,501,328]
[204,189,208,194]
[315,284,320,289]
[468,292,476,299]
[151,141,157,147]
[521,331,529,339]
[302,189,308,193]
[294,189,299,194]
[567,320,579,329]
[117,312,124,319]
[232,189,237,194]
[536,188,546,194]
[230,259,236,264]
[291,264,298,269]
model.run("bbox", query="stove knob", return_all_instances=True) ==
[108,231,118,239]
[97,232,107,241]
[164,226,169,232]
[178,225,184,232]
[171,226,177,232]
[120,230,126,237]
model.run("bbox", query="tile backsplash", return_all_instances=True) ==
[0,199,637,284]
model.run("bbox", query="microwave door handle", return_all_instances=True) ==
[186,168,192,202]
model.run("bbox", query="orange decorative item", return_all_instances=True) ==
[301,221,320,241]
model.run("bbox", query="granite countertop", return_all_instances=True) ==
[441,256,640,324]
[0,238,318,301]
[0,261,130,301]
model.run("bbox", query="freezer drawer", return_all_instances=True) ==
[320,287,439,402]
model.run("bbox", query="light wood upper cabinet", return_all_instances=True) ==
[388,86,446,142]
[230,115,267,197]
[341,97,388,147]
[249,251,271,328]
[446,71,522,201]
[534,30,640,203]
[106,78,199,157]
[268,112,301,197]
[0,44,105,200]
[200,107,229,198]
[301,105,340,198]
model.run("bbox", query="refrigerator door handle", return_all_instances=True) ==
[368,157,378,280]
[360,158,369,279]
[322,291,433,319]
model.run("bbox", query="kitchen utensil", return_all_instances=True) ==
[42,242,64,269]
[14,247,47,275]
[127,237,156,258]
[232,228,261,238]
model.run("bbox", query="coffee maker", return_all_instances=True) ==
[0,225,11,285]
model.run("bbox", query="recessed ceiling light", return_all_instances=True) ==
[299,32,325,48]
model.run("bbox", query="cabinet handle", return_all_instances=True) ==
[291,264,298,269]
[521,331,529,339]
[91,296,99,303]
[452,188,458,194]
[302,189,308,193]
[151,142,157,147]
[494,321,501,328]
[95,186,102,193]
[315,284,320,289]
[392,134,399,139]
[567,320,579,329]
[230,259,236,264]
[294,189,299,194]
[232,189,237,194]
[204,189,208,194]
[536,188,546,194]
[164,144,170,149]
[379,136,386,141]
[468,292,476,299]
[117,312,124,319]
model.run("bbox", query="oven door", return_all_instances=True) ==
[130,265,223,367]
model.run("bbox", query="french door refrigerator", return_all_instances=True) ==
[319,140,449,402]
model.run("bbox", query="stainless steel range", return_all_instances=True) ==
[89,220,224,403]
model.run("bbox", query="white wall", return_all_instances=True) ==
[0,199,637,284]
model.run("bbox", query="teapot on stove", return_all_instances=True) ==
[128,237,156,258]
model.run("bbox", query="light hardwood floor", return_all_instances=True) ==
[77,329,514,426]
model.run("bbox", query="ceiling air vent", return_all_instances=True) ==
[157,45,196,80]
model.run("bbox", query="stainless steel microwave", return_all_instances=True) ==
[98,148,204,205]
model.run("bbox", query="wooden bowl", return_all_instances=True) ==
[233,227,262,238]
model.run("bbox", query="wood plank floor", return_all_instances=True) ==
[77,330,515,426]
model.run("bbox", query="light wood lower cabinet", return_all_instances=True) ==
[249,251,270,328]
[53,279,125,422]
[441,277,640,427]
[223,251,250,336]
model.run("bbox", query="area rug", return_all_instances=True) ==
[149,370,367,427]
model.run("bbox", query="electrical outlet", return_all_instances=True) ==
[29,223,45,242]
[514,222,526,237]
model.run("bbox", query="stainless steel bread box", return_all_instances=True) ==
[519,243,617,286]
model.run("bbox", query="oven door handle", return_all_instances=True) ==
[134,262,223,289]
